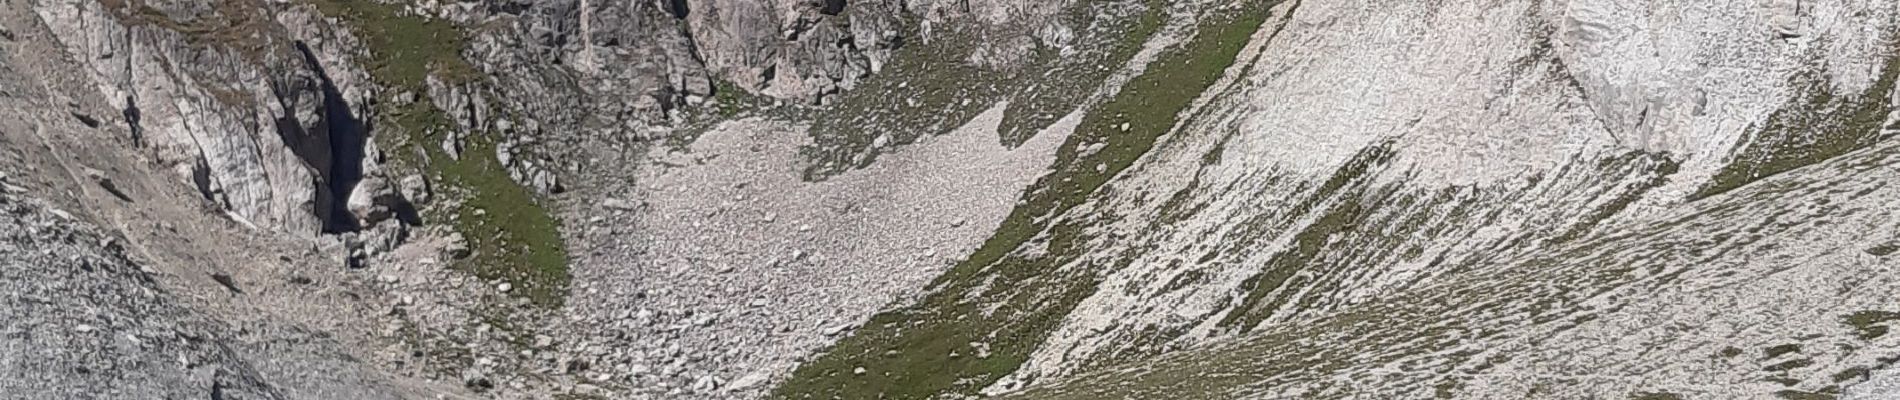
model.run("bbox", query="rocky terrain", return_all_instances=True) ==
[1,0,1898,399]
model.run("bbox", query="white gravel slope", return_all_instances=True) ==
[558,102,1068,397]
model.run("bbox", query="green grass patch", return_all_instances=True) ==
[1844,310,1900,340]
[773,2,1276,398]
[1694,46,1899,199]
[799,27,1008,180]
[994,0,1168,145]
[436,133,570,306]
[800,0,1166,180]
[310,0,569,306]
[308,0,481,89]
[1764,343,1803,359]
[1774,390,1837,400]
[709,79,760,120]
[1548,151,1678,244]
[1833,366,1870,383]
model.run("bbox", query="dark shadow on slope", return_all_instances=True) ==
[667,0,691,19]
[122,95,143,147]
[819,0,846,15]
[291,41,369,233]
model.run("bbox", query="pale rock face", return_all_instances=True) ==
[677,0,902,103]
[455,0,1074,116]
[29,0,381,237]
[991,0,1899,391]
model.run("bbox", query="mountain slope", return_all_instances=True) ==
[778,0,1900,398]
[1005,137,1900,399]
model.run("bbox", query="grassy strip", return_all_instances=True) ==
[310,0,569,306]
[1695,48,1899,200]
[308,0,479,89]
[799,28,1006,180]
[994,0,1169,146]
[1215,144,1391,331]
[800,0,1164,180]
[773,3,1275,398]
[1546,151,1679,245]
[1843,310,1900,340]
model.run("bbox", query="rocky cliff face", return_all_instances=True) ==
[32,0,368,235]
[0,190,423,400]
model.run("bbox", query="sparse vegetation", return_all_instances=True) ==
[1631,392,1684,400]
[774,1,1278,398]
[1764,358,1814,372]
[1549,151,1679,244]
[1833,366,1870,383]
[1764,343,1803,359]
[309,0,569,306]
[1695,48,1899,200]
[994,0,1169,145]
[1844,310,1900,340]
[799,0,1168,180]
[1219,143,1393,330]
[1773,389,1837,400]
[799,27,1009,180]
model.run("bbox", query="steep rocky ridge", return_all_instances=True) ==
[31,0,389,236]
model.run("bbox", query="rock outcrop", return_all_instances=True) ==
[29,0,423,271]
[0,192,411,399]
[34,0,331,235]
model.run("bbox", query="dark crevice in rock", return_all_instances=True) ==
[292,41,369,234]
[122,95,143,146]
[819,0,846,16]
[70,111,101,128]
[390,196,423,227]
[486,1,531,15]
[664,0,690,19]
[210,272,242,295]
[190,155,215,201]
